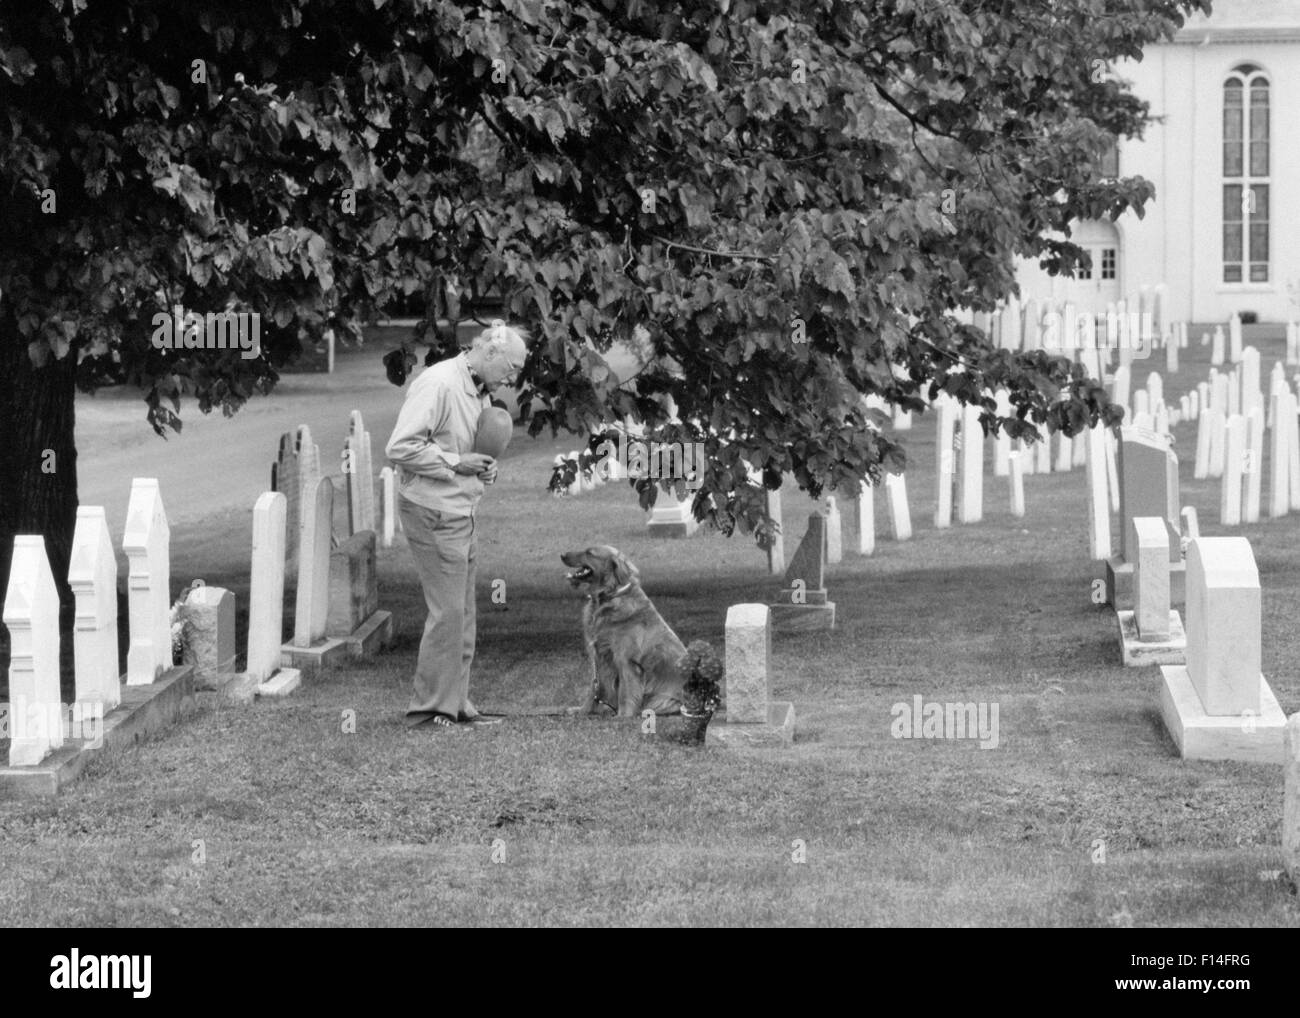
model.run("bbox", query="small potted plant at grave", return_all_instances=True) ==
[674,640,723,745]
[168,579,205,666]
[547,453,579,497]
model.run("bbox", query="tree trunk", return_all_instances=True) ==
[0,311,80,689]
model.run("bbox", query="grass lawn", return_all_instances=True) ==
[1,334,1298,927]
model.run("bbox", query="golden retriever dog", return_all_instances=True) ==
[561,546,688,717]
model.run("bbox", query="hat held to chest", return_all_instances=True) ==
[473,406,514,458]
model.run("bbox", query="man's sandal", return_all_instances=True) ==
[459,712,503,726]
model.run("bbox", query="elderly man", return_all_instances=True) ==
[386,321,528,731]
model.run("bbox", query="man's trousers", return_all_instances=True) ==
[398,498,477,725]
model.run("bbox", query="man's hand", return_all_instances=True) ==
[453,453,495,476]
[480,464,499,485]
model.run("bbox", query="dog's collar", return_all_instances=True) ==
[589,581,635,604]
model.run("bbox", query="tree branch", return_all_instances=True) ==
[651,234,774,263]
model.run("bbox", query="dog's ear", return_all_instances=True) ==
[611,552,639,588]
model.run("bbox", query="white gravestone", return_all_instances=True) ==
[1034,428,1052,474]
[1269,388,1291,520]
[349,410,376,533]
[646,490,698,536]
[993,390,1011,477]
[293,477,334,647]
[724,603,769,723]
[69,507,120,711]
[709,602,795,746]
[1268,363,1285,429]
[123,478,172,685]
[1212,373,1229,418]
[272,432,300,570]
[247,492,287,682]
[1104,427,1120,513]
[1054,429,1072,472]
[1287,396,1300,512]
[824,496,842,565]
[934,395,956,529]
[1009,448,1025,518]
[1207,408,1227,479]
[1017,437,1034,477]
[1061,303,1079,356]
[379,466,397,548]
[957,403,983,523]
[1085,425,1110,560]
[885,473,912,541]
[1153,403,1169,436]
[1220,414,1246,526]
[1133,517,1172,640]
[854,480,874,556]
[1111,364,1131,410]
[1187,538,1258,715]
[4,537,64,766]
[296,424,321,524]
[1146,372,1163,409]
[1242,406,1264,524]
[1159,537,1286,762]
[1022,303,1041,351]
[1002,297,1023,351]
[1240,347,1261,417]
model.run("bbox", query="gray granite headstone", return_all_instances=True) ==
[182,585,236,688]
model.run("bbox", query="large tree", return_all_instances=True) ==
[0,0,1208,617]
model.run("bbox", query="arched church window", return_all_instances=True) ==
[1223,65,1269,283]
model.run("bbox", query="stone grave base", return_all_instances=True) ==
[281,610,393,674]
[209,672,262,705]
[345,609,394,658]
[646,504,699,538]
[1106,557,1185,610]
[0,665,195,797]
[280,636,349,674]
[769,602,835,632]
[706,702,796,747]
[1116,609,1186,666]
[258,668,303,698]
[1158,666,1287,764]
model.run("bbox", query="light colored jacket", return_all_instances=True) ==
[385,352,488,518]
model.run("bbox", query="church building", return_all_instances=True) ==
[1016,0,1300,325]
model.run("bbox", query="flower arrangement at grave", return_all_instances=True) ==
[168,597,186,664]
[547,450,596,496]
[167,579,205,665]
[678,640,723,717]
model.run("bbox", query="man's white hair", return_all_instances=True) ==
[476,318,529,350]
